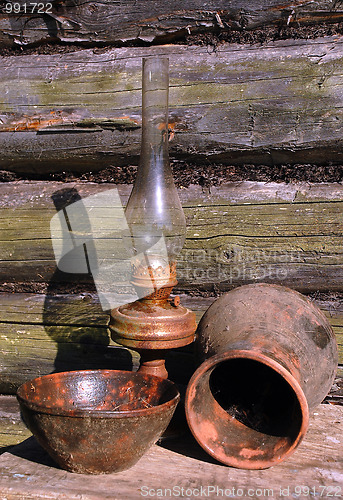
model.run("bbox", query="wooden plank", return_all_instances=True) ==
[1,38,343,170]
[0,292,155,392]
[325,372,343,405]
[0,292,109,325]
[0,402,342,499]
[0,324,138,394]
[0,396,32,452]
[0,292,139,393]
[0,292,342,393]
[4,292,343,334]
[1,1,342,48]
[1,181,342,293]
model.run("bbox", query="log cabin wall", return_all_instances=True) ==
[1,0,343,48]
[0,1,342,395]
[1,39,343,170]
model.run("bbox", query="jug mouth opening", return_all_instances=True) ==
[185,350,309,469]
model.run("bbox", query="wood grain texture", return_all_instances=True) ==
[0,293,139,393]
[0,292,342,393]
[1,181,342,293]
[1,0,342,48]
[0,292,176,392]
[1,38,343,170]
[0,395,32,451]
[0,402,342,499]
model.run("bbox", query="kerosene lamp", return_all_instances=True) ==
[110,57,196,378]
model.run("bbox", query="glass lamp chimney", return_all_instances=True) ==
[124,57,186,268]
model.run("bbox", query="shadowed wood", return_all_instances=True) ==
[0,324,139,394]
[0,292,139,393]
[1,1,342,48]
[1,38,343,170]
[0,399,342,499]
[0,395,32,451]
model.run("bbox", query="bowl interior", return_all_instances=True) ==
[17,370,179,415]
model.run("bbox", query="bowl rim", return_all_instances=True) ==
[17,369,180,418]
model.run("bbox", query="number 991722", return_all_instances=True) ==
[2,2,53,14]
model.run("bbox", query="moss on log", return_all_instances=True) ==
[0,38,343,170]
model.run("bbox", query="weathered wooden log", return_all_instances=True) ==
[1,181,343,293]
[0,293,139,393]
[0,291,194,393]
[0,292,342,393]
[1,0,342,48]
[0,396,32,451]
[1,38,343,171]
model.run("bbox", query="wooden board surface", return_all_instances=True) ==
[1,181,343,293]
[0,293,140,393]
[0,292,342,393]
[1,38,343,170]
[0,396,32,451]
[0,402,342,500]
[1,0,343,47]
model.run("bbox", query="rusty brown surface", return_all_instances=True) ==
[0,112,141,132]
[137,350,169,379]
[130,258,178,301]
[110,259,197,378]
[110,298,196,349]
[17,370,180,474]
[185,283,338,470]
[110,292,196,378]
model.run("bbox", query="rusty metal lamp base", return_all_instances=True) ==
[110,258,196,379]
